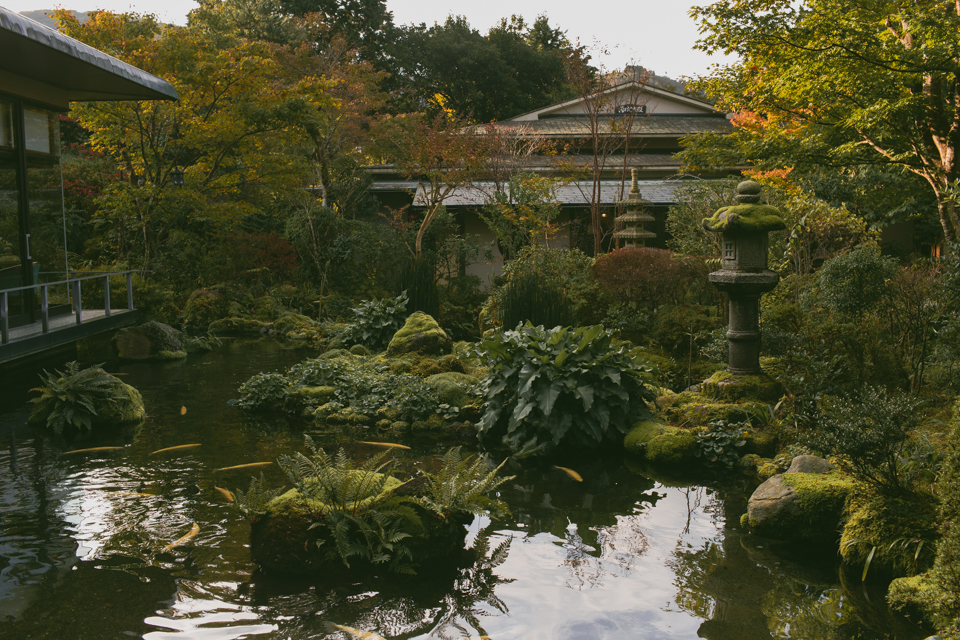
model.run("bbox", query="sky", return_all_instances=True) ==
[3,0,735,79]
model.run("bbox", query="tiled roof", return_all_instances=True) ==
[479,115,731,138]
[389,179,698,207]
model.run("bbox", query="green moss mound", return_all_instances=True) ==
[645,426,698,466]
[700,370,783,403]
[387,312,452,357]
[840,489,938,578]
[624,420,667,454]
[424,372,479,408]
[209,317,268,335]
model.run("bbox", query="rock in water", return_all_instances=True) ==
[112,321,187,360]
[386,312,452,357]
[745,455,854,541]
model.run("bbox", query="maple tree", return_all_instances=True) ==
[686,0,960,242]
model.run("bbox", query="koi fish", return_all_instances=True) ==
[180,406,187,415]
[162,522,200,552]
[214,486,235,502]
[214,462,273,473]
[323,622,387,640]
[357,441,410,450]
[150,444,202,456]
[553,465,583,482]
[61,446,124,456]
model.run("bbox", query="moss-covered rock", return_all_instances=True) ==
[208,317,268,335]
[112,321,187,361]
[700,370,783,403]
[314,402,344,420]
[746,469,856,541]
[624,420,667,454]
[273,313,321,341]
[297,386,336,405]
[758,461,780,481]
[411,414,445,431]
[645,426,698,466]
[387,312,452,357]
[181,288,231,331]
[840,489,939,578]
[319,348,353,360]
[436,353,468,374]
[424,372,479,407]
[29,376,146,433]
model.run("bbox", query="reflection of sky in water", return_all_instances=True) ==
[466,486,717,640]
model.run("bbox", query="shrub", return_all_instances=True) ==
[476,323,657,456]
[498,269,572,330]
[592,248,697,309]
[402,256,440,318]
[802,386,920,495]
[340,291,409,351]
[235,354,446,423]
[816,245,897,317]
[888,401,960,637]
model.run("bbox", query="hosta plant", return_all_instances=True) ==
[476,323,657,457]
[341,290,409,351]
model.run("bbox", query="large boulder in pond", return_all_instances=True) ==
[745,456,855,541]
[112,321,186,360]
[387,312,452,357]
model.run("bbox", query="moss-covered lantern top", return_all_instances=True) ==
[702,181,786,234]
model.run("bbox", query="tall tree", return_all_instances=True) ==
[387,15,574,122]
[277,0,393,63]
[55,10,332,267]
[372,112,492,257]
[687,0,960,242]
[561,55,649,256]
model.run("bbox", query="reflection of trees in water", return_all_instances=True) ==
[560,513,652,590]
[426,533,514,640]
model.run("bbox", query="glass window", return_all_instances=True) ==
[23,108,59,156]
[0,101,12,150]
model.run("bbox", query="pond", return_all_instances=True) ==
[0,340,930,640]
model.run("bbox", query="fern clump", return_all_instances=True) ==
[414,447,512,521]
[28,361,145,435]
[244,437,512,574]
[234,473,283,523]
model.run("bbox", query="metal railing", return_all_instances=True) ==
[0,270,141,345]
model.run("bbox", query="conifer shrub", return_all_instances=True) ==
[476,323,657,456]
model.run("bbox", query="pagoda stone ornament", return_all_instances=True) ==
[614,169,656,248]
[700,180,785,402]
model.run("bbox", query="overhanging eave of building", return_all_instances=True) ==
[0,8,178,109]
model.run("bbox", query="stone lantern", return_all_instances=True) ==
[613,169,656,248]
[701,180,785,400]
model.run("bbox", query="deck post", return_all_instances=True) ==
[1,292,7,344]
[127,272,134,310]
[41,285,49,333]
[72,279,82,325]
[103,274,111,317]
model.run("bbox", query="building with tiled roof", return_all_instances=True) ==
[367,75,737,281]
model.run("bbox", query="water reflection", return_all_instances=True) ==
[0,341,937,639]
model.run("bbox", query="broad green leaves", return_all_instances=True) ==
[476,322,656,456]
